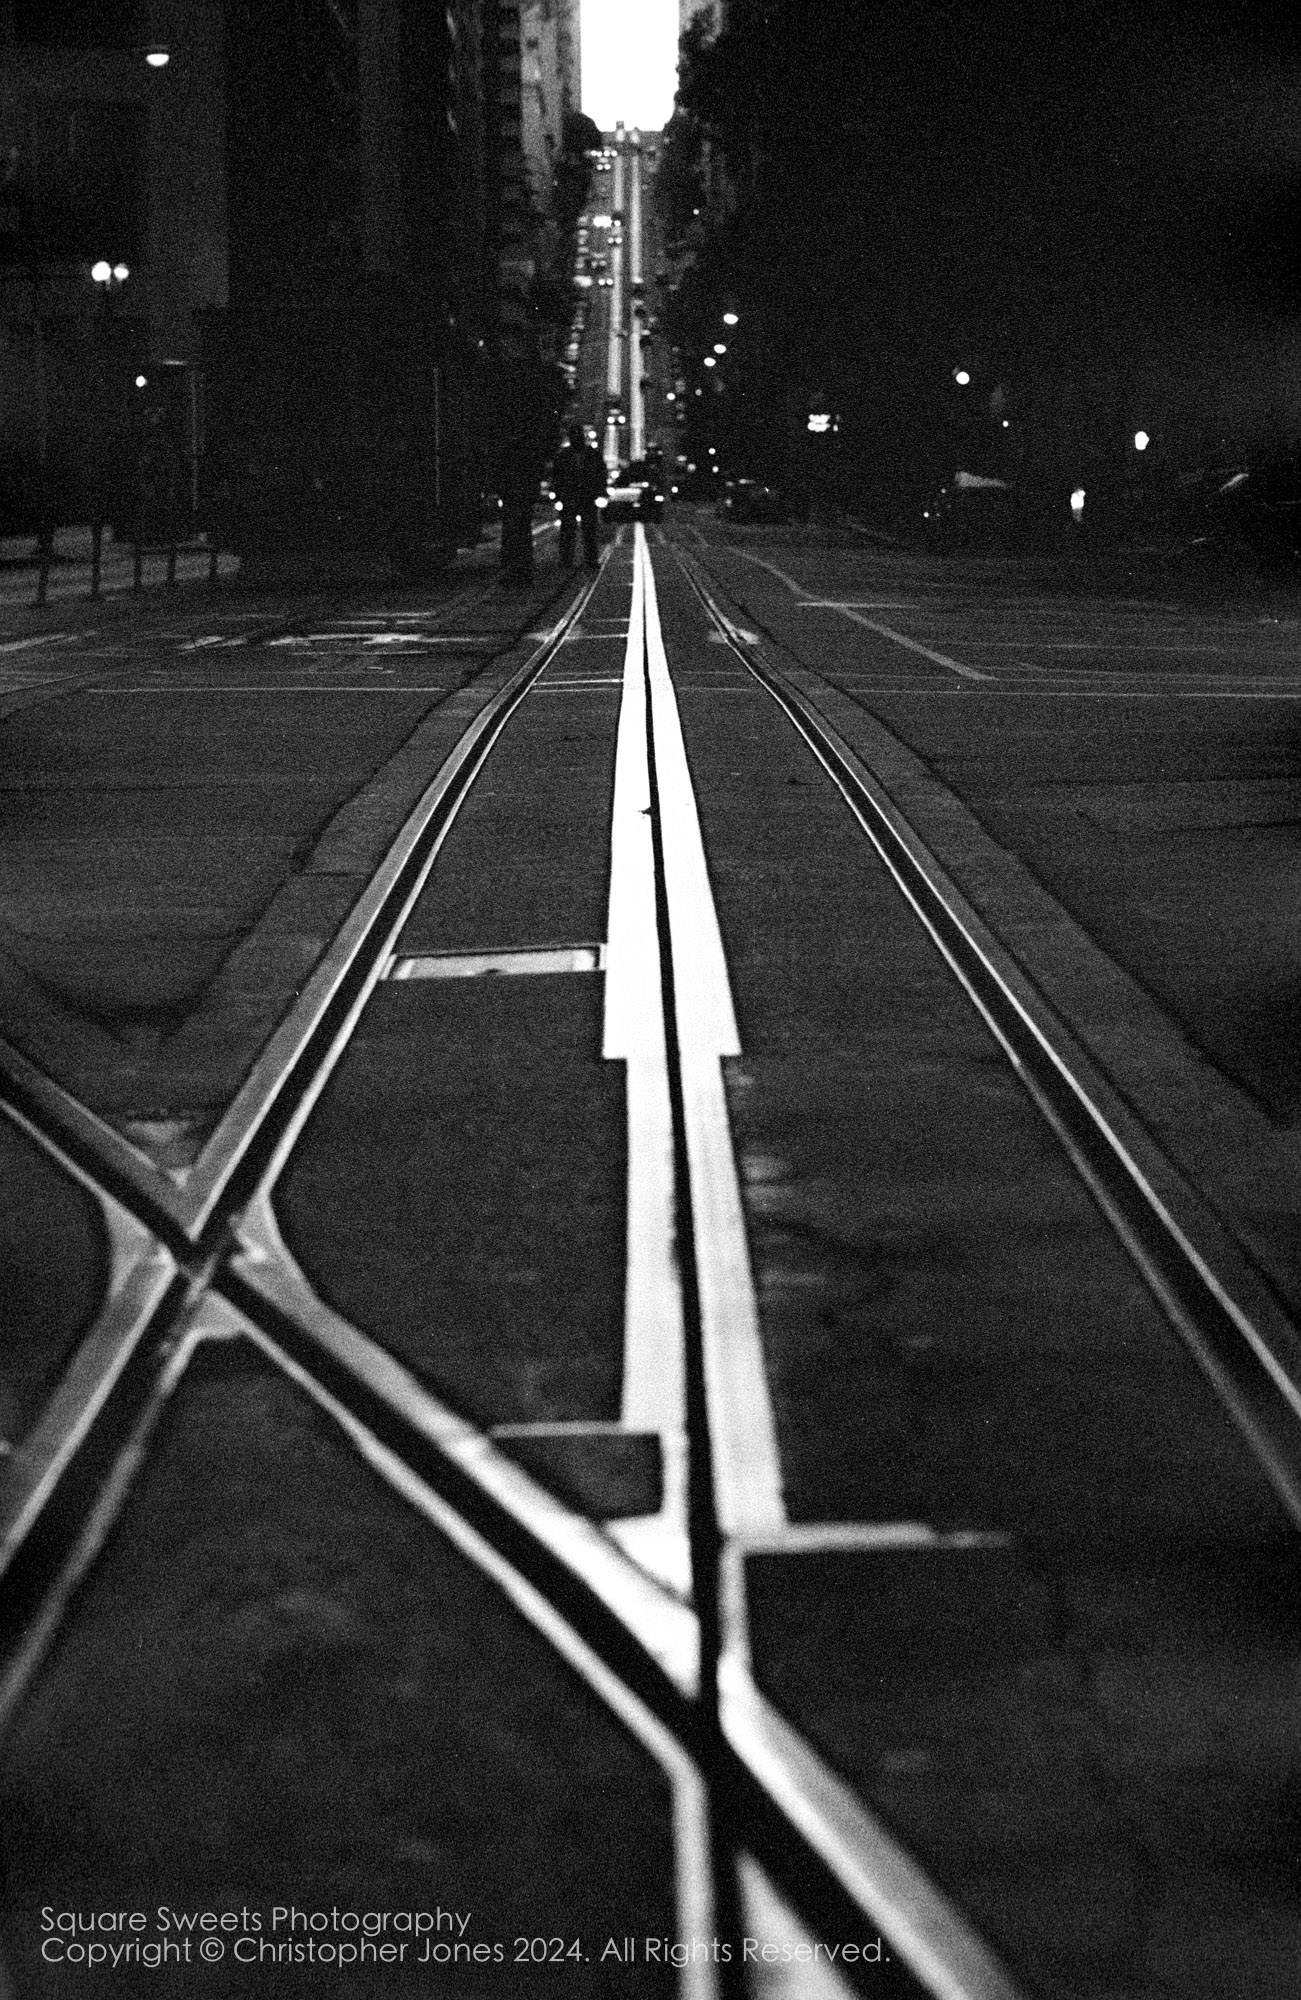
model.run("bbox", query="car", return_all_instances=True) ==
[596,476,660,524]
[599,477,647,524]
[717,477,786,523]
[922,469,1055,552]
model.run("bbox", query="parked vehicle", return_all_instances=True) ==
[717,477,786,523]
[1177,459,1301,570]
[922,469,1063,552]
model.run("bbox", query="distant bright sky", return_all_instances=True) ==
[580,0,680,133]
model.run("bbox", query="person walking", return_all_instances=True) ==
[551,426,606,569]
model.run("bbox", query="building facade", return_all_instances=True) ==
[0,0,225,527]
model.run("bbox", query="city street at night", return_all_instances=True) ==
[4,5,1301,1998]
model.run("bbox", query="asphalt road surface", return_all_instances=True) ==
[1,515,1299,2000]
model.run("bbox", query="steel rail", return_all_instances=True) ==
[0,568,605,1658]
[672,542,1301,1530]
[169,568,610,1240]
[0,568,604,1238]
[0,539,1021,1999]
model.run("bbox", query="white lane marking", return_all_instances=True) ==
[491,1420,627,1437]
[603,539,686,1451]
[643,552,740,1060]
[795,601,917,610]
[386,945,605,979]
[855,688,1301,702]
[0,672,88,691]
[734,1522,1010,1554]
[950,638,1298,655]
[732,550,992,681]
[0,632,77,653]
[839,611,992,681]
[363,632,463,646]
[264,632,498,648]
[642,532,785,1537]
[81,685,453,694]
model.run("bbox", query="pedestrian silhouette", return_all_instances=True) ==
[551,426,606,569]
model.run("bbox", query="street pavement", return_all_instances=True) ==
[0,515,1299,1998]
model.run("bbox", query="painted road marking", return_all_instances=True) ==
[267,632,497,647]
[733,1522,1010,1554]
[602,537,690,1594]
[0,633,78,653]
[386,945,605,979]
[603,534,684,1441]
[642,533,785,1539]
[734,551,993,681]
[82,685,452,694]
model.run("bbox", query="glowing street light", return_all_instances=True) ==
[703,356,716,368]
[145,48,170,67]
[713,342,727,354]
[1133,429,1150,452]
[722,311,739,326]
[953,368,971,386]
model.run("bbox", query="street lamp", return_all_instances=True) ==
[722,311,738,326]
[953,368,971,386]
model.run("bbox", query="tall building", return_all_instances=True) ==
[489,0,588,370]
[0,0,226,528]
[212,0,501,563]
[0,0,589,548]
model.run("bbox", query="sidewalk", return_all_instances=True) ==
[0,524,240,609]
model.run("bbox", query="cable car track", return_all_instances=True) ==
[9,523,1298,1995]
[0,532,1028,2000]
[669,539,1301,1531]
